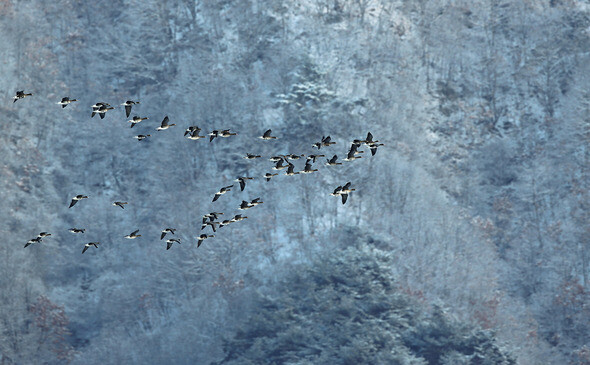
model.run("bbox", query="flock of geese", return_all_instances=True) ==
[15,90,383,253]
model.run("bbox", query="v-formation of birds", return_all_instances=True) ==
[15,91,383,253]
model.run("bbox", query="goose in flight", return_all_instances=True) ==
[14,90,33,103]
[82,242,100,254]
[57,97,77,108]
[202,212,223,224]
[326,155,342,166]
[269,156,284,162]
[219,219,232,228]
[202,221,220,232]
[235,177,254,191]
[134,134,151,141]
[156,116,176,130]
[69,195,88,208]
[91,103,114,119]
[239,200,255,210]
[24,237,42,248]
[231,214,247,222]
[69,228,85,234]
[184,126,200,136]
[264,172,278,181]
[166,238,181,250]
[197,234,214,248]
[250,197,263,206]
[301,161,318,174]
[125,230,141,239]
[343,149,362,161]
[339,182,355,204]
[306,154,325,163]
[272,159,288,170]
[160,228,176,240]
[219,129,237,137]
[368,142,384,156]
[208,130,219,142]
[212,185,233,202]
[121,100,140,118]
[244,153,261,160]
[321,135,336,147]
[187,129,205,140]
[128,116,148,128]
[285,163,299,176]
[113,201,128,209]
[259,129,277,140]
[284,154,304,160]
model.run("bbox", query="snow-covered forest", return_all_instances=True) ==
[0,0,588,363]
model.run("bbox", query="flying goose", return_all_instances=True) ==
[14,90,33,103]
[57,97,77,108]
[125,230,141,239]
[231,214,247,222]
[184,126,199,136]
[250,197,263,206]
[239,200,255,210]
[219,129,237,137]
[235,177,254,191]
[244,153,261,160]
[368,143,384,156]
[339,182,355,204]
[343,149,362,161]
[264,172,278,181]
[113,201,128,209]
[128,116,148,128]
[219,219,232,228]
[331,186,349,204]
[166,238,181,250]
[285,163,299,176]
[156,116,176,130]
[187,129,205,140]
[201,221,220,232]
[24,237,42,248]
[326,155,342,166]
[272,159,288,170]
[321,135,336,147]
[202,212,223,224]
[212,185,233,202]
[307,154,325,163]
[208,130,219,142]
[134,134,151,141]
[82,242,100,254]
[121,100,140,118]
[160,228,176,240]
[69,195,88,208]
[69,228,85,234]
[259,129,277,140]
[197,234,214,248]
[301,161,318,174]
[284,154,304,160]
[91,103,114,119]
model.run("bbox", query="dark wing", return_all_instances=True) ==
[263,129,271,138]
[125,105,131,118]
[239,179,245,191]
[24,241,32,248]
[341,193,348,205]
[209,134,215,142]
[91,111,96,118]
[160,232,166,240]
[343,182,351,190]
[370,146,377,156]
[62,104,67,108]
[197,239,203,248]
[211,224,216,233]
[131,230,139,236]
[116,202,125,209]
[130,122,135,128]
[99,112,105,119]
[161,116,169,127]
[167,241,173,250]
[212,194,220,202]
[69,199,77,208]
[82,245,89,254]
[366,132,373,142]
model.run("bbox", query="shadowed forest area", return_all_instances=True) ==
[0,0,588,364]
